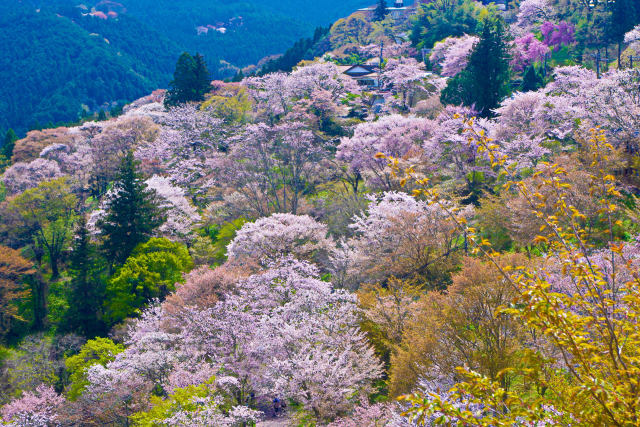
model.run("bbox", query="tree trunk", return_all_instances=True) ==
[618,42,622,69]
[31,273,48,330]
[50,256,59,280]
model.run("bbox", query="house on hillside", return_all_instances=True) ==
[358,0,415,20]
[339,64,380,88]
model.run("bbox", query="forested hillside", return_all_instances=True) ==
[1,0,640,425]
[0,0,369,135]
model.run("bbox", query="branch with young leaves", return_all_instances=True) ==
[378,117,640,426]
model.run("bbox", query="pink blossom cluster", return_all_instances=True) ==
[1,385,65,426]
[540,21,575,51]
[226,213,334,266]
[515,0,555,33]
[336,114,430,190]
[430,35,478,77]
[79,259,382,421]
[511,33,549,72]
[625,25,640,51]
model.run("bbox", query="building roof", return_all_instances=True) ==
[342,64,377,77]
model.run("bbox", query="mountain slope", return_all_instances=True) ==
[0,4,180,134]
[0,0,370,136]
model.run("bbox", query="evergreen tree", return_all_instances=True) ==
[374,0,388,22]
[165,52,197,106]
[193,53,211,100]
[2,128,18,161]
[520,64,544,92]
[62,217,105,337]
[97,151,166,266]
[440,17,511,117]
[165,52,211,106]
[232,69,245,82]
[608,0,639,66]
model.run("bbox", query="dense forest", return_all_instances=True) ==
[1,0,640,425]
[0,0,369,135]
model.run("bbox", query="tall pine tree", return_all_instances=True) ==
[62,217,105,337]
[520,64,544,92]
[374,0,388,22]
[608,0,639,66]
[440,17,511,117]
[165,52,211,106]
[97,151,165,266]
[2,129,17,161]
[193,53,211,100]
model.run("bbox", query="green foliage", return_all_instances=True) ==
[2,334,60,400]
[104,238,193,324]
[409,0,488,49]
[0,4,179,135]
[64,337,124,400]
[201,86,252,124]
[190,219,247,267]
[440,17,511,117]
[520,65,545,92]
[0,0,367,135]
[165,52,211,107]
[373,0,388,22]
[260,26,330,74]
[211,219,248,264]
[4,177,77,284]
[61,218,106,337]
[130,379,217,426]
[98,152,166,266]
[2,129,17,161]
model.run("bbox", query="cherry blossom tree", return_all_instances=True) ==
[545,67,640,147]
[515,0,555,33]
[88,126,138,196]
[162,264,245,311]
[332,192,469,289]
[1,159,64,195]
[381,58,428,109]
[430,35,479,77]
[359,42,414,60]
[625,25,640,51]
[145,175,201,239]
[336,115,430,191]
[422,106,495,198]
[226,213,334,267]
[1,385,65,427]
[491,90,572,165]
[289,62,358,103]
[210,120,329,217]
[244,62,357,122]
[511,33,549,72]
[202,259,381,420]
[78,259,381,422]
[135,104,224,199]
[540,21,575,51]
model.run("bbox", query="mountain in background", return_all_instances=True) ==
[0,0,369,135]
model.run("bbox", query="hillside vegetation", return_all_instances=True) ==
[0,0,369,135]
[1,0,640,425]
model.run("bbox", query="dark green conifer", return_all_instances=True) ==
[608,0,639,66]
[374,0,388,22]
[520,65,544,92]
[2,129,18,161]
[193,53,211,100]
[97,151,165,266]
[440,17,511,117]
[62,217,105,337]
[165,52,211,106]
